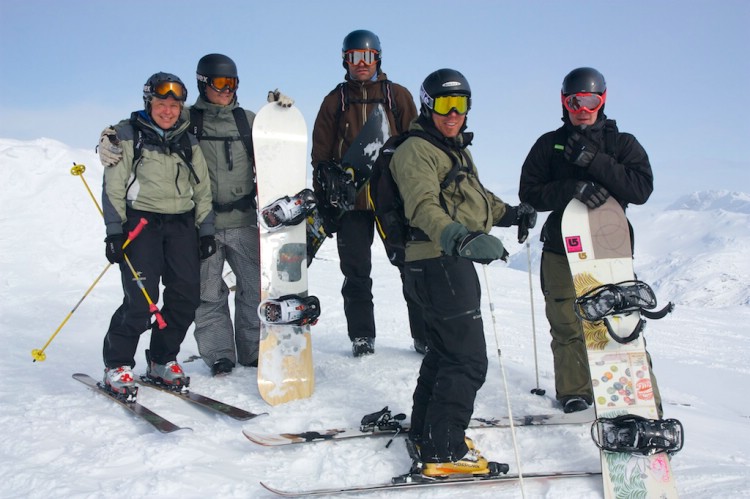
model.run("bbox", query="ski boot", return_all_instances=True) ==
[421,436,492,477]
[258,294,321,326]
[592,414,684,456]
[259,188,316,231]
[103,366,137,402]
[144,350,190,391]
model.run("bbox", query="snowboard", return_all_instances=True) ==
[253,102,314,406]
[560,197,678,498]
[306,103,391,264]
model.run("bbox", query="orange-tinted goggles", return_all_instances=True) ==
[562,91,606,114]
[432,95,470,116]
[343,49,379,66]
[209,76,239,92]
[152,81,187,101]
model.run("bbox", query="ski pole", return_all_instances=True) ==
[481,265,526,496]
[526,242,546,396]
[32,218,148,362]
[122,252,167,330]
[70,163,103,217]
[70,169,167,330]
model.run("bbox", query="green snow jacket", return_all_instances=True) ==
[103,111,215,237]
[390,119,511,262]
[189,97,256,230]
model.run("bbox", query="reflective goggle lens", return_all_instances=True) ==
[152,81,187,101]
[210,76,239,92]
[432,95,470,115]
[563,92,605,114]
[343,49,379,66]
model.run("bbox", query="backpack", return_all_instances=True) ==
[129,112,200,185]
[334,79,403,134]
[367,130,469,266]
[188,107,254,162]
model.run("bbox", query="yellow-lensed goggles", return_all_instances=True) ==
[432,95,470,116]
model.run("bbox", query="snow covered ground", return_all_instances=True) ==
[1,138,748,498]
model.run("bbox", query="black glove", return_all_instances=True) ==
[104,234,126,264]
[199,236,217,260]
[514,202,537,244]
[564,132,598,167]
[574,181,610,209]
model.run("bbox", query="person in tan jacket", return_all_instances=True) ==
[390,68,535,477]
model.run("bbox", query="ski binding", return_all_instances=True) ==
[259,188,317,231]
[591,414,684,456]
[258,294,321,326]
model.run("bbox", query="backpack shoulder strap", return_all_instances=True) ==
[604,118,619,156]
[232,107,254,159]
[189,107,204,140]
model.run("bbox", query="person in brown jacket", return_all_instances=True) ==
[311,29,423,357]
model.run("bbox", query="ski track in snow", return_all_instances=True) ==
[1,138,749,498]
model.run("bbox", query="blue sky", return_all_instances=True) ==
[1,0,748,204]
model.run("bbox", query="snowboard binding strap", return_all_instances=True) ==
[591,414,684,456]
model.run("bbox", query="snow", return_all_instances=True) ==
[1,137,749,498]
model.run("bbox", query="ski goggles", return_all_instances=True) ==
[343,49,380,66]
[431,95,470,116]
[208,76,239,92]
[151,81,187,101]
[562,91,606,114]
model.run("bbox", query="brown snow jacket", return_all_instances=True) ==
[311,71,417,210]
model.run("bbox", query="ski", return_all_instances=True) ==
[260,470,601,497]
[137,377,264,421]
[72,373,188,433]
[243,406,595,446]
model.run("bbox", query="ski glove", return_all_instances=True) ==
[564,132,599,167]
[514,202,537,244]
[574,181,610,209]
[98,126,123,167]
[104,234,126,264]
[440,222,509,264]
[199,236,217,260]
[267,89,294,107]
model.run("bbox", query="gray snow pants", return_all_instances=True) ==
[193,225,260,367]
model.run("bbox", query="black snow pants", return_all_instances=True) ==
[103,209,201,368]
[404,255,488,461]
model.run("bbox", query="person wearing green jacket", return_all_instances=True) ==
[101,72,215,399]
[390,68,535,477]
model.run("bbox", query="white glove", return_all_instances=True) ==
[98,126,123,167]
[267,88,294,107]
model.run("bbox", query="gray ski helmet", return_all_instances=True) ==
[561,67,606,95]
[341,29,382,69]
[196,53,239,98]
[143,72,187,110]
[419,68,472,117]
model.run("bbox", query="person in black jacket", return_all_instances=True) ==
[518,67,661,414]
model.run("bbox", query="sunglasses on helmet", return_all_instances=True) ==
[151,81,187,101]
[343,49,379,66]
[562,91,606,114]
[431,95,470,116]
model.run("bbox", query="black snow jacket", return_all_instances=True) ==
[518,114,654,255]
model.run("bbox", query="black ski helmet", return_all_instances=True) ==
[419,68,472,117]
[143,72,187,110]
[561,67,606,118]
[196,53,239,98]
[341,29,382,69]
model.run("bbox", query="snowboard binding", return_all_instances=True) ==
[316,161,356,212]
[259,188,317,231]
[591,414,684,456]
[258,294,321,326]
[575,280,675,344]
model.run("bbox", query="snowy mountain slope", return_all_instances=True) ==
[0,138,748,498]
